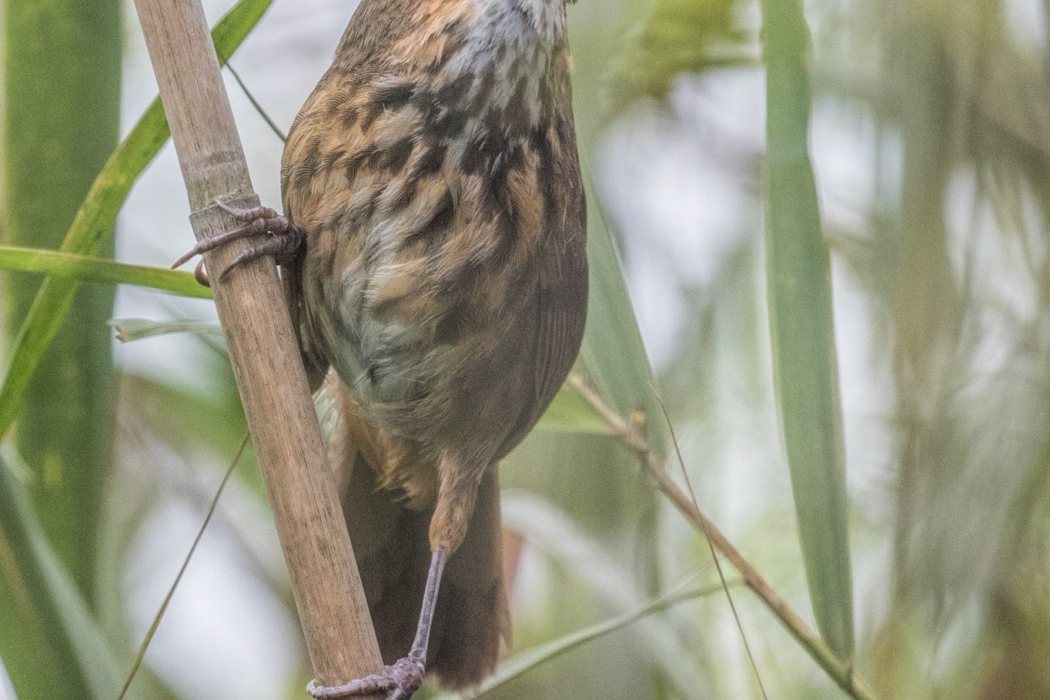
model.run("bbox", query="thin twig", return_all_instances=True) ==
[226,61,287,143]
[119,433,249,699]
[470,579,742,699]
[653,393,769,700]
[567,375,878,700]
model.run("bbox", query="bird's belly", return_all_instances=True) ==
[304,253,537,452]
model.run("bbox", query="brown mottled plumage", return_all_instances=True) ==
[178,1,585,697]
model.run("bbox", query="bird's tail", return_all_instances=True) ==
[324,377,509,690]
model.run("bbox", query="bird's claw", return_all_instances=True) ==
[172,202,304,286]
[193,258,211,287]
[307,656,426,700]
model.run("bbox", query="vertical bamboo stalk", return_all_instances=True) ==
[2,0,120,598]
[1,1,120,696]
[131,0,382,692]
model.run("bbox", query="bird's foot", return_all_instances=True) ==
[172,202,304,286]
[307,656,426,700]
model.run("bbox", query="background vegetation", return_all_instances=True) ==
[2,0,1049,698]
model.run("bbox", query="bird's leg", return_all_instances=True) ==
[173,202,305,285]
[307,550,449,700]
[310,467,481,699]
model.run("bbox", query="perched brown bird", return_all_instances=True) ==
[177,0,586,697]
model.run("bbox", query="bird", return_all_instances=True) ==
[176,0,586,697]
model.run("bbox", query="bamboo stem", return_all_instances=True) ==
[131,0,383,693]
[567,375,878,700]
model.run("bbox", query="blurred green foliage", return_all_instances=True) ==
[1,0,120,697]
[2,0,121,598]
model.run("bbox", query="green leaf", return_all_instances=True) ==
[0,450,125,699]
[0,0,274,439]
[576,180,666,451]
[434,581,728,699]
[4,0,122,604]
[0,246,210,298]
[108,318,223,343]
[534,380,613,434]
[501,492,709,699]
[761,0,855,659]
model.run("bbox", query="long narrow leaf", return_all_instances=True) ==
[4,0,123,600]
[761,0,855,659]
[577,185,665,450]
[534,379,613,434]
[501,492,709,699]
[0,453,124,699]
[108,318,222,343]
[0,0,274,438]
[435,581,729,699]
[0,246,209,298]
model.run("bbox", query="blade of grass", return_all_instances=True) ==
[0,0,274,439]
[574,175,670,688]
[0,451,124,699]
[653,392,768,700]
[118,434,249,699]
[435,581,731,700]
[0,246,210,298]
[502,492,709,699]
[578,173,665,451]
[534,383,614,434]
[226,62,287,143]
[761,0,855,660]
[108,319,223,343]
[567,375,877,699]
[3,0,123,603]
